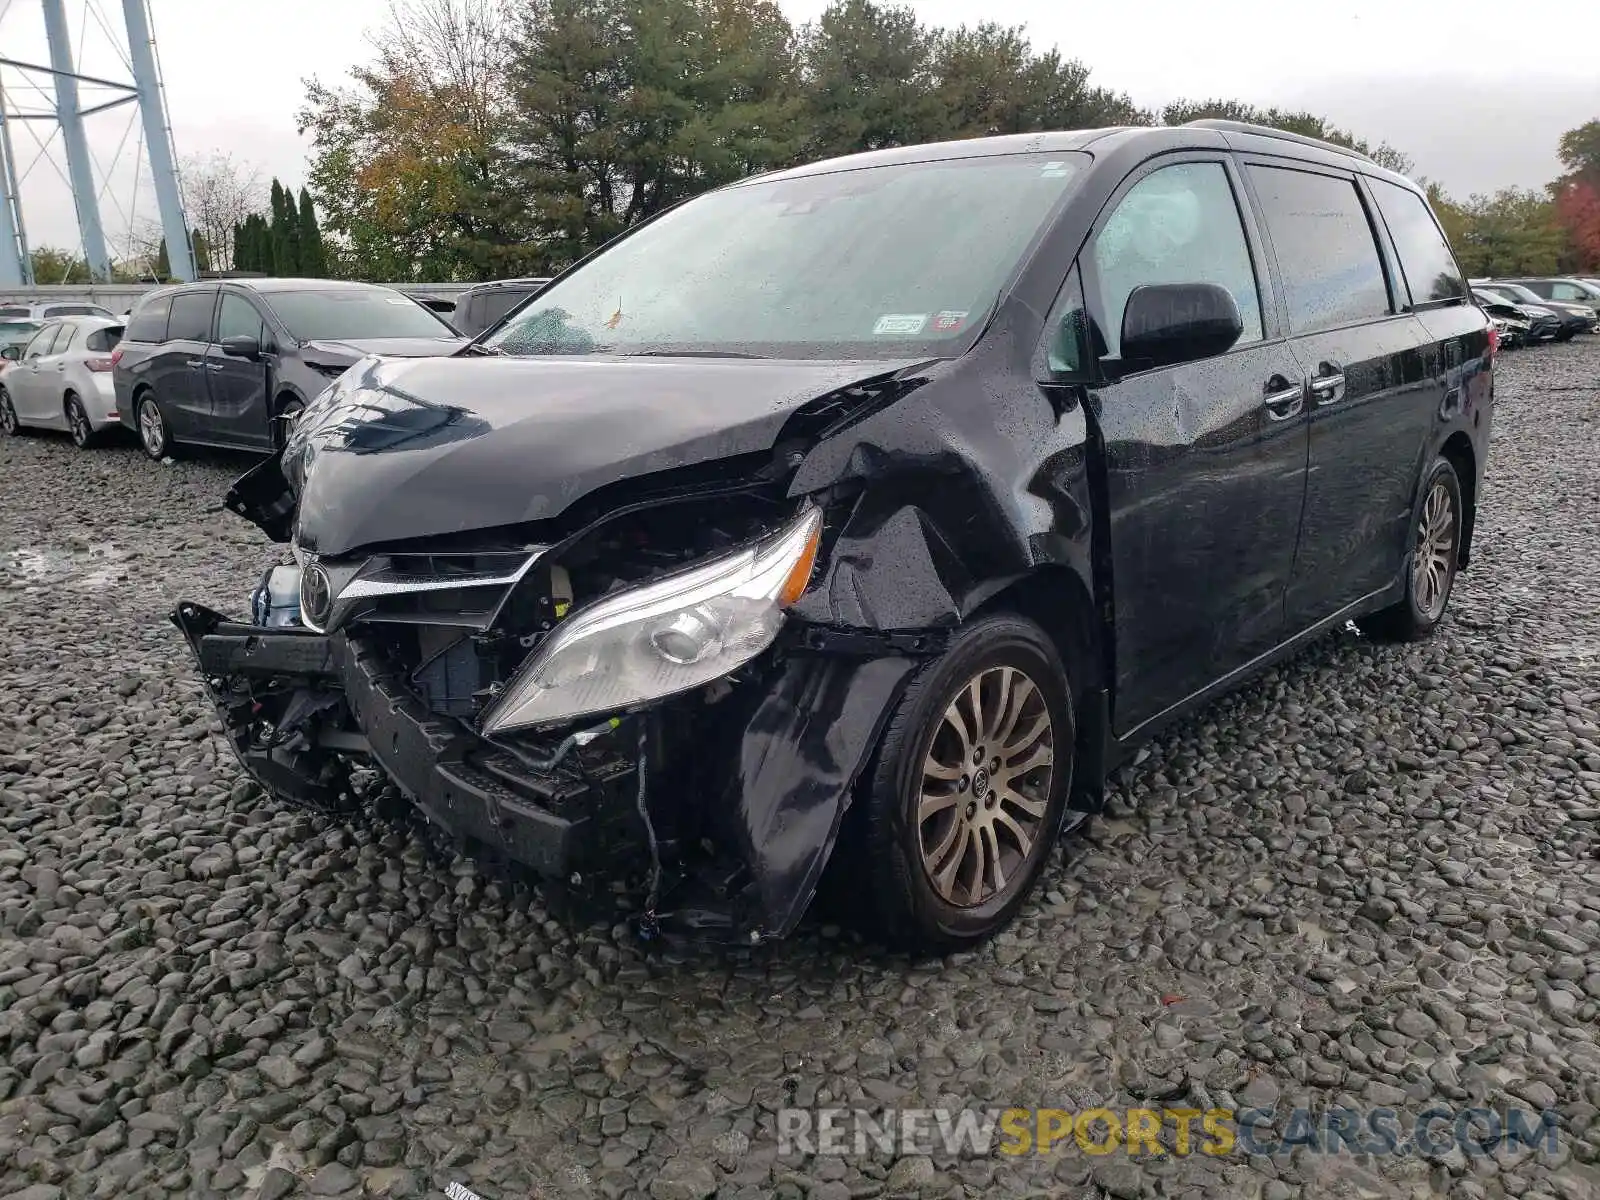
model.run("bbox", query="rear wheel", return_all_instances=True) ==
[137,392,175,460]
[65,393,97,449]
[1361,456,1463,642]
[857,613,1073,953]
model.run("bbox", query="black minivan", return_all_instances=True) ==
[114,278,463,458]
[175,121,1493,952]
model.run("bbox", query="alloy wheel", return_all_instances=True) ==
[1413,477,1456,621]
[139,398,165,457]
[67,398,91,447]
[917,665,1055,907]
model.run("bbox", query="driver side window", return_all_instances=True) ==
[1092,161,1263,360]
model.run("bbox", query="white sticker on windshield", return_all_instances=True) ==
[1041,161,1069,177]
[386,297,413,304]
[873,313,927,336]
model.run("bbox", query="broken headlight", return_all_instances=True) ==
[479,506,822,734]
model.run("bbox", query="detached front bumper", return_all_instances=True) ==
[172,603,636,880]
[172,601,921,940]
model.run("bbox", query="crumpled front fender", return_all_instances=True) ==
[722,652,919,939]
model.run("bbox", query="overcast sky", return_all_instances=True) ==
[3,0,1597,264]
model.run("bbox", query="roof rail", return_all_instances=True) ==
[1184,119,1375,163]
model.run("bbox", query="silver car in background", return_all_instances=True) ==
[0,315,126,448]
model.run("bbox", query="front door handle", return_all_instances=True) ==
[186,359,205,369]
[1261,376,1305,421]
[206,362,224,372]
[1310,365,1347,406]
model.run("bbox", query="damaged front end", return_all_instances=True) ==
[175,363,941,943]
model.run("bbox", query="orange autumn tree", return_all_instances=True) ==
[1553,120,1600,270]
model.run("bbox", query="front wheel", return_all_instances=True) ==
[0,388,20,437]
[856,613,1074,953]
[1361,457,1463,642]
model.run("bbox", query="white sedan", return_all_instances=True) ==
[0,316,125,448]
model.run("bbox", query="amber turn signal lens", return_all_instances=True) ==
[778,517,821,606]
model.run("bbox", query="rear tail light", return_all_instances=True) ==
[1486,326,1499,358]
[86,356,114,372]
[109,347,124,367]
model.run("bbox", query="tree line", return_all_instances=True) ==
[297,0,1430,283]
[1429,121,1600,278]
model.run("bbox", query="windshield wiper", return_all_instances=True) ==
[459,342,504,357]
[620,349,770,359]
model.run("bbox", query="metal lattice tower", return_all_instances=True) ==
[0,0,194,285]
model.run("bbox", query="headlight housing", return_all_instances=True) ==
[480,506,822,734]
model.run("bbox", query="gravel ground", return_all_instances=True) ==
[0,342,1597,1200]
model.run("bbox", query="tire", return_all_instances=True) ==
[856,613,1074,953]
[0,387,21,437]
[272,398,304,450]
[65,392,97,449]
[1361,456,1463,642]
[136,392,175,461]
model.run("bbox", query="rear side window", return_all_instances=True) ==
[85,326,123,352]
[0,307,27,319]
[1248,166,1391,334]
[166,290,217,342]
[126,296,172,342]
[1368,179,1466,305]
[50,325,82,353]
[479,288,532,330]
[1091,161,1264,360]
[1550,281,1597,301]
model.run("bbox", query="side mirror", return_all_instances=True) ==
[220,335,261,361]
[1120,283,1244,371]
[0,345,18,361]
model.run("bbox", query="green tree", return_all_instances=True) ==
[298,188,327,277]
[301,0,527,281]
[798,0,942,158]
[191,228,211,274]
[507,0,804,270]
[1437,188,1567,277]
[1557,120,1600,183]
[155,237,170,280]
[928,23,1146,139]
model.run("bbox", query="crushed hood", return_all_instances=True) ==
[299,337,465,368]
[272,353,921,555]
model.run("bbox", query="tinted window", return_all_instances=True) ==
[217,294,266,342]
[1092,161,1263,360]
[167,290,216,341]
[0,307,27,319]
[1368,181,1465,305]
[1550,282,1599,302]
[487,153,1088,359]
[479,288,534,330]
[125,296,171,342]
[43,304,112,318]
[1248,167,1391,334]
[85,326,123,352]
[262,289,455,340]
